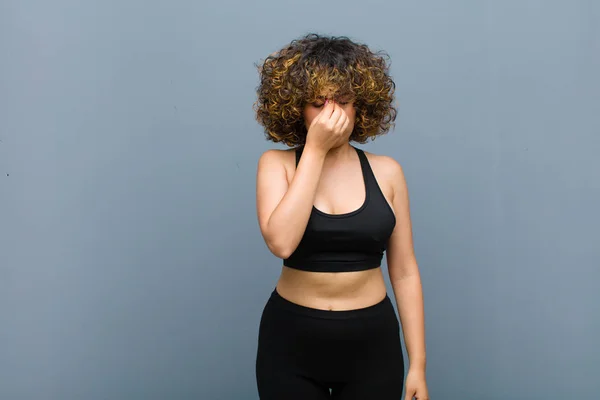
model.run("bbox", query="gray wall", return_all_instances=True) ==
[1,1,598,399]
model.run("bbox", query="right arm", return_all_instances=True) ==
[255,145,326,259]
[256,99,350,259]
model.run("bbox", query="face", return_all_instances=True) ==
[303,94,356,135]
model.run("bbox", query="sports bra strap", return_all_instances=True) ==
[354,147,377,189]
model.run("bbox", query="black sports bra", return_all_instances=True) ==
[283,146,396,272]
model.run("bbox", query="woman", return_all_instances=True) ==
[253,33,429,400]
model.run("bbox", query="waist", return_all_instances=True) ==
[275,265,388,311]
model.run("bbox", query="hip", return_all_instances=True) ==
[256,288,403,381]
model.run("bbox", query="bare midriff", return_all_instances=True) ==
[275,265,388,311]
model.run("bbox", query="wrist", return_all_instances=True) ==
[408,358,427,373]
[303,143,328,159]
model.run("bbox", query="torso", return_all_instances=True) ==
[274,146,397,311]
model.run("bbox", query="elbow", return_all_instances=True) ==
[260,223,298,259]
[265,238,295,259]
[268,243,294,260]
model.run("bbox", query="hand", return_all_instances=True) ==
[305,99,351,154]
[404,368,429,400]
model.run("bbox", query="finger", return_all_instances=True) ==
[320,98,335,119]
[334,108,348,127]
[339,115,351,136]
[332,112,347,136]
[328,102,343,126]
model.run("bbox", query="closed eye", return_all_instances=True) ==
[312,101,349,107]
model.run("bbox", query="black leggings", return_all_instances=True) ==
[255,289,404,399]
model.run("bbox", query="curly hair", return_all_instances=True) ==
[253,33,397,147]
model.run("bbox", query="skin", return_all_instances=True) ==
[256,96,429,400]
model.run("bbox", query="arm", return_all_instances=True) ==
[385,160,427,373]
[256,146,326,259]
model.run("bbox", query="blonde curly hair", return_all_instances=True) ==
[253,33,397,147]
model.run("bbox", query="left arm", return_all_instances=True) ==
[385,159,429,399]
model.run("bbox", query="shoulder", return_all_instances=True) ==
[257,147,299,178]
[258,147,297,164]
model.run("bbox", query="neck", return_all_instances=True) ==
[324,142,354,164]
